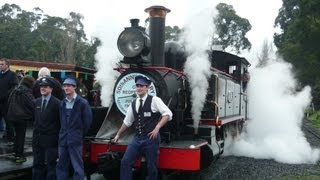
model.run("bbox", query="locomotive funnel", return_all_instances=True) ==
[130,18,140,27]
[145,6,170,66]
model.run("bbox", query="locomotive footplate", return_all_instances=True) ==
[89,139,213,171]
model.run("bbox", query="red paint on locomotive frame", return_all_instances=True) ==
[88,143,202,171]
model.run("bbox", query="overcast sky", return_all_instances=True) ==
[2,0,282,56]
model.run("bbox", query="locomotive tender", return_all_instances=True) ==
[84,5,250,179]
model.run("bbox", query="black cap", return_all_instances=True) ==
[39,77,53,87]
[135,75,151,86]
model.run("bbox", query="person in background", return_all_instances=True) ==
[0,58,19,144]
[33,77,60,180]
[242,68,250,91]
[16,70,25,81]
[7,75,35,163]
[33,67,64,100]
[56,77,92,180]
[112,75,172,180]
[77,77,88,99]
[90,78,101,106]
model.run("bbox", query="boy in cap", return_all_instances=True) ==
[113,75,172,180]
[32,77,60,180]
[56,77,92,180]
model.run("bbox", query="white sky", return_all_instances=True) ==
[2,0,282,55]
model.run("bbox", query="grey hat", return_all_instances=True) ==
[63,77,77,86]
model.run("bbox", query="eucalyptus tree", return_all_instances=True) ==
[274,0,320,86]
[274,0,320,108]
[0,3,101,68]
[213,3,252,54]
[164,3,252,54]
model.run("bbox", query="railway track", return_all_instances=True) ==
[302,120,320,140]
[301,120,320,149]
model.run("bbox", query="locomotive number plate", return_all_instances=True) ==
[114,72,157,115]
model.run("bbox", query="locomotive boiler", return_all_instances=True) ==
[84,5,250,179]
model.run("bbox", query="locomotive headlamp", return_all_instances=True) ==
[117,28,150,58]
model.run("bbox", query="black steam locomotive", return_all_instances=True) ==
[84,5,250,179]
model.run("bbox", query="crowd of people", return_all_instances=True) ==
[0,58,93,179]
[1,58,171,180]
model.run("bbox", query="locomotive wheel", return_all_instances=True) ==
[156,170,200,180]
[103,169,119,180]
[226,120,243,140]
[180,171,200,180]
[231,121,239,139]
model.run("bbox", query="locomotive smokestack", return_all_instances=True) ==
[130,19,140,27]
[145,5,170,66]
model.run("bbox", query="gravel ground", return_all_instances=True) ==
[82,120,320,180]
[201,156,320,180]
[198,120,320,180]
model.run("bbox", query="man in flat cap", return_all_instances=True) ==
[56,77,92,180]
[32,77,60,180]
[113,75,172,180]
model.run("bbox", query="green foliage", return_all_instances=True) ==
[213,3,252,53]
[164,3,252,54]
[0,3,101,68]
[165,26,181,41]
[308,110,320,129]
[0,3,251,68]
[274,0,320,107]
[256,40,274,68]
[312,80,320,109]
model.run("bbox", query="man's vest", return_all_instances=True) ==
[132,95,161,136]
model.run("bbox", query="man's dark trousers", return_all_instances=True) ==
[120,135,160,180]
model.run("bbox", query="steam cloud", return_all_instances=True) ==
[175,1,320,164]
[94,18,123,107]
[224,58,320,164]
[182,7,216,130]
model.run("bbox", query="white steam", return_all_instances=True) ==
[11,1,318,164]
[93,18,123,107]
[94,45,120,107]
[182,7,216,130]
[225,58,320,164]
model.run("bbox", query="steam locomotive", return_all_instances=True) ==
[84,5,250,179]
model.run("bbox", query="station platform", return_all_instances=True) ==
[0,124,33,179]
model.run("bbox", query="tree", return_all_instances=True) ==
[313,79,320,109]
[165,26,182,41]
[213,3,252,53]
[163,3,252,54]
[0,4,37,59]
[273,0,299,49]
[274,0,320,108]
[274,0,320,86]
[256,40,274,68]
[0,3,101,68]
